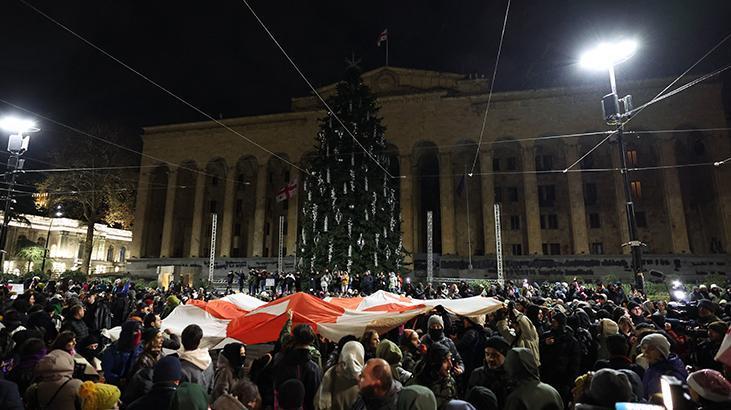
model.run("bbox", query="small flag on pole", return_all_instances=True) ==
[377,29,388,47]
[276,178,298,202]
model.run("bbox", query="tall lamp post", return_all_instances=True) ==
[580,39,645,291]
[0,116,39,272]
[40,205,63,274]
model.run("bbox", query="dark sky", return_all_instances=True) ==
[0,0,730,158]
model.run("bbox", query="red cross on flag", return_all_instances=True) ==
[276,178,298,202]
[377,29,388,47]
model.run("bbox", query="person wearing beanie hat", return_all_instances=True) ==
[78,381,121,410]
[539,310,582,405]
[639,333,687,399]
[421,315,465,377]
[468,336,510,407]
[121,327,165,404]
[415,342,457,408]
[584,368,634,408]
[24,350,84,410]
[687,369,731,408]
[627,301,648,325]
[698,299,721,325]
[127,356,182,410]
[78,335,102,373]
[697,321,728,372]
[465,386,498,410]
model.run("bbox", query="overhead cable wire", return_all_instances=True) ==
[239,0,393,178]
[469,0,512,175]
[18,0,306,175]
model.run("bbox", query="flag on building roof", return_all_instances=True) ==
[377,29,388,47]
[276,177,298,202]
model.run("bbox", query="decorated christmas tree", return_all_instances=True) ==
[299,64,403,275]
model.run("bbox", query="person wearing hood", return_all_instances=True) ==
[539,310,582,405]
[376,339,413,385]
[455,315,488,383]
[574,368,635,410]
[467,336,510,407]
[503,348,563,410]
[399,329,421,373]
[687,369,731,410]
[212,342,247,401]
[412,342,457,409]
[24,349,84,409]
[638,333,688,399]
[495,304,540,366]
[179,324,215,394]
[7,337,46,396]
[272,324,322,410]
[420,315,464,377]
[161,295,181,319]
[595,318,619,361]
[102,320,144,387]
[122,327,165,404]
[314,340,364,410]
[78,335,102,374]
[212,378,261,410]
[127,356,182,410]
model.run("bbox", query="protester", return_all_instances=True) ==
[376,339,413,385]
[127,356,182,410]
[212,342,247,401]
[179,324,215,394]
[272,324,322,410]
[24,350,84,409]
[467,336,510,407]
[638,333,689,399]
[212,378,261,410]
[420,315,465,376]
[412,342,457,409]
[78,381,121,410]
[687,369,731,409]
[503,347,563,410]
[102,320,143,387]
[315,340,364,410]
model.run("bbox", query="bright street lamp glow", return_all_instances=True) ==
[579,39,638,70]
[0,116,39,133]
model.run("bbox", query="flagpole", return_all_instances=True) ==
[386,36,389,66]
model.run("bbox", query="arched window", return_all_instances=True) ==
[119,247,127,263]
[106,246,115,262]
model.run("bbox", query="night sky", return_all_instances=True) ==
[1,0,730,161]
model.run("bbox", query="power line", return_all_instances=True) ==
[239,0,393,178]
[18,0,306,175]
[469,0,512,175]
[715,156,731,166]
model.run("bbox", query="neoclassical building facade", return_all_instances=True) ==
[130,67,731,274]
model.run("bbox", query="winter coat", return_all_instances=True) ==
[420,333,464,372]
[539,327,582,398]
[7,348,46,395]
[642,354,688,399]
[127,382,178,410]
[467,365,508,407]
[62,317,89,341]
[593,356,645,379]
[179,348,215,394]
[24,350,83,410]
[272,347,322,410]
[503,348,563,410]
[0,379,24,410]
[497,311,540,366]
[212,392,249,410]
[85,301,111,332]
[212,353,238,402]
[101,342,143,387]
[350,380,402,410]
[121,350,159,405]
[169,381,210,410]
[162,332,182,351]
[376,339,413,385]
[455,326,488,378]
[314,341,363,410]
[395,385,438,410]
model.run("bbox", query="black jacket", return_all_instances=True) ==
[593,355,645,379]
[272,347,322,410]
[468,365,509,407]
[127,382,177,410]
[61,317,89,340]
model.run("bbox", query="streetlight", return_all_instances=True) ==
[40,205,63,274]
[0,116,39,272]
[580,39,646,291]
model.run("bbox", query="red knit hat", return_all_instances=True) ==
[687,369,731,403]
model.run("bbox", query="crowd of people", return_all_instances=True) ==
[0,272,730,410]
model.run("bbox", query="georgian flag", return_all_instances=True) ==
[377,29,388,47]
[276,177,298,202]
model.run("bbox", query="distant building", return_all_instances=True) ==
[1,213,132,274]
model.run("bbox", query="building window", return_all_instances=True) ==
[589,213,601,229]
[538,185,556,207]
[626,149,639,167]
[106,246,114,262]
[234,223,241,233]
[283,221,288,235]
[510,215,521,230]
[506,157,517,171]
[285,171,290,181]
[635,211,647,228]
[209,200,217,213]
[507,187,518,202]
[542,243,561,255]
[590,242,604,255]
[584,183,598,205]
[119,247,126,262]
[492,159,500,171]
[494,187,502,203]
[511,244,523,255]
[535,154,554,171]
[540,214,559,229]
[211,176,219,186]
[264,222,270,235]
[235,199,242,214]
[630,180,642,200]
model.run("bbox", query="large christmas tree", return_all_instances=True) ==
[299,65,403,275]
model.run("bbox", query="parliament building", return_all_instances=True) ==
[129,67,731,279]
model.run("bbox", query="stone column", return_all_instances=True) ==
[609,147,631,254]
[252,164,268,257]
[399,156,414,264]
[219,172,236,257]
[286,168,300,256]
[565,143,590,254]
[439,152,456,255]
[159,168,178,258]
[521,142,542,255]
[188,172,206,257]
[479,150,496,254]
[130,170,151,258]
[658,138,690,253]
